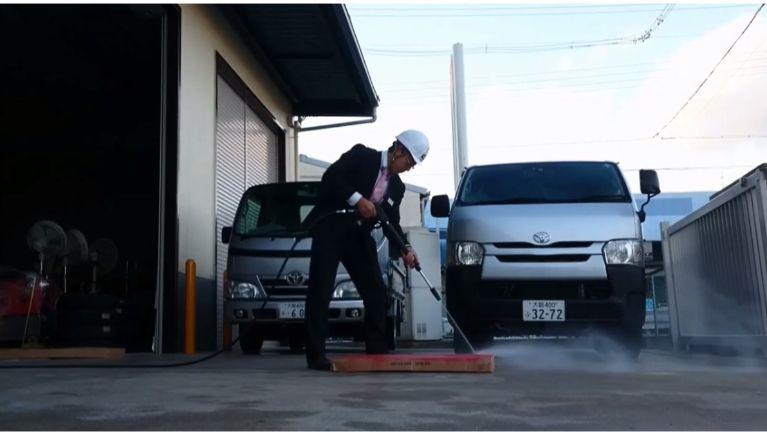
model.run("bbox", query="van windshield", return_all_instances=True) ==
[233,183,319,237]
[457,162,631,206]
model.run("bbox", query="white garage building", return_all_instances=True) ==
[0,4,379,352]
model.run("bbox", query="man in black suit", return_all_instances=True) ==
[302,130,430,370]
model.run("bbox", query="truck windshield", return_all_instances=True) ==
[233,183,319,237]
[457,162,631,206]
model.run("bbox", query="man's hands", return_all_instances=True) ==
[402,248,419,269]
[356,197,417,268]
[356,198,377,220]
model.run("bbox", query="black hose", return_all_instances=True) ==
[0,209,348,369]
[1,206,476,368]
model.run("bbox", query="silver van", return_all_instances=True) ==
[431,161,659,357]
[221,182,403,354]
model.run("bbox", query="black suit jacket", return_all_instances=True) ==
[303,144,409,252]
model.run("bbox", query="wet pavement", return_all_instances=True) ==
[2,339,767,430]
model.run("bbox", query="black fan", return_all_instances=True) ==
[62,229,88,294]
[87,238,118,293]
[26,220,67,276]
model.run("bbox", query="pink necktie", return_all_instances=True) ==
[370,168,390,204]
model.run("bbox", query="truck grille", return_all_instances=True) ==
[496,254,591,263]
[260,279,308,297]
[493,242,594,249]
[479,280,612,300]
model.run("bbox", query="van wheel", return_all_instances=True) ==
[617,327,642,360]
[239,323,264,355]
[594,326,641,360]
[287,334,304,353]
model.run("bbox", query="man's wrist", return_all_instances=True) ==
[347,192,363,206]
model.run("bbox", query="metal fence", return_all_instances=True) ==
[662,164,767,354]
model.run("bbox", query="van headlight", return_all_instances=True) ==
[228,280,267,299]
[451,241,484,266]
[333,280,360,299]
[602,239,644,266]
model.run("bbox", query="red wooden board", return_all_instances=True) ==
[331,353,494,373]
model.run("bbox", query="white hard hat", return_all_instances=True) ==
[395,129,429,164]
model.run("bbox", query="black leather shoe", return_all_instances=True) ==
[306,355,332,371]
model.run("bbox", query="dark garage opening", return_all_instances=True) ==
[0,5,176,351]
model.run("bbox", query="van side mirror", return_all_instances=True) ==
[221,226,232,244]
[431,194,450,218]
[640,169,660,195]
[637,170,660,223]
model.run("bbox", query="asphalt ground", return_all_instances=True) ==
[2,339,767,430]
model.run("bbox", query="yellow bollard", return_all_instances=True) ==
[184,259,196,355]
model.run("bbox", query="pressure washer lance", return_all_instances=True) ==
[372,204,476,354]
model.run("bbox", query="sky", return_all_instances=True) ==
[298,2,767,196]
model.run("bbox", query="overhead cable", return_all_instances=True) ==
[477,134,766,150]
[352,4,746,18]
[660,135,767,140]
[364,5,674,57]
[653,3,765,137]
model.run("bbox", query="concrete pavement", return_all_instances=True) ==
[2,340,767,430]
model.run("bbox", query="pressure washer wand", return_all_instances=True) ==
[372,205,440,301]
[373,205,476,354]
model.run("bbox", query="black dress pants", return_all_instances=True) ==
[304,220,388,359]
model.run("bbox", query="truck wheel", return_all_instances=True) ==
[287,334,304,353]
[239,323,264,355]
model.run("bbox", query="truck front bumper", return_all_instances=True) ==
[225,299,365,324]
[446,264,646,333]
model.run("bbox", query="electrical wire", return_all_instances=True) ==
[622,164,757,171]
[351,4,660,12]
[445,134,766,154]
[694,35,767,120]
[381,67,665,94]
[383,61,767,100]
[659,135,767,140]
[376,60,665,87]
[374,53,767,88]
[653,4,765,137]
[364,5,674,57]
[351,4,746,18]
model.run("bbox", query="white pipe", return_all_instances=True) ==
[297,111,377,132]
[450,43,468,192]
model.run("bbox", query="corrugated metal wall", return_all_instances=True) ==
[662,165,767,352]
[215,76,278,347]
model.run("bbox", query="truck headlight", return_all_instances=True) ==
[602,239,644,266]
[452,241,484,266]
[228,280,267,299]
[333,280,360,299]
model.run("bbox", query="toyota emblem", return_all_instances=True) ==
[533,232,551,244]
[284,270,306,285]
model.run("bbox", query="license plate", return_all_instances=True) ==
[278,302,305,319]
[523,300,565,321]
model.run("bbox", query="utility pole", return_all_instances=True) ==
[450,43,468,191]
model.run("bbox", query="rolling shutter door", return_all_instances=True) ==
[245,106,279,187]
[215,76,279,347]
